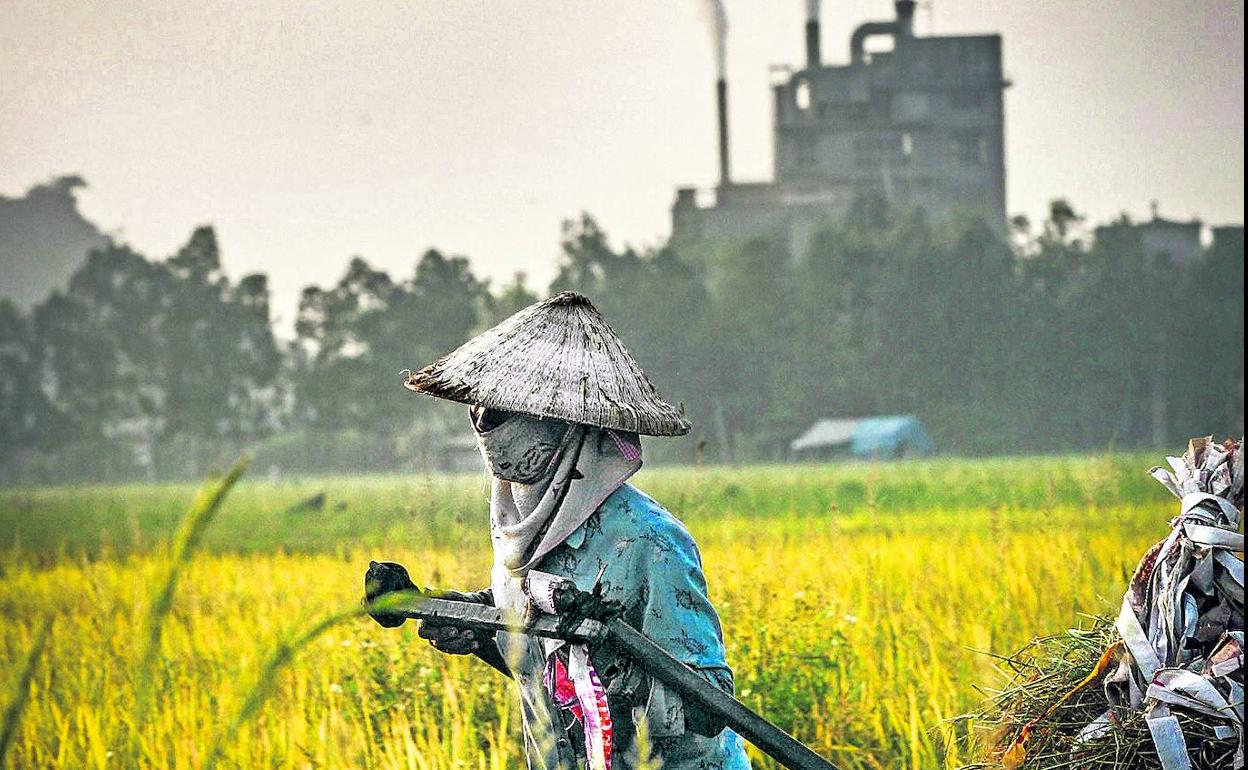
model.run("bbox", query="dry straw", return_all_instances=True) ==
[964,437,1244,770]
[404,291,690,436]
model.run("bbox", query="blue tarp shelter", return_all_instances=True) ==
[790,415,934,459]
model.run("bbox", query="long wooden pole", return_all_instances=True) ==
[385,595,841,770]
[603,618,840,770]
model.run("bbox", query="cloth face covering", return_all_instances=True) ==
[475,409,570,483]
[474,409,643,577]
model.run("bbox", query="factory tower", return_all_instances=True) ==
[672,1,1008,257]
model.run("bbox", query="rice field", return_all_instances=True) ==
[0,454,1176,769]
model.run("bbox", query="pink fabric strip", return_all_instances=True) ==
[569,645,613,770]
[607,430,641,462]
[544,647,614,770]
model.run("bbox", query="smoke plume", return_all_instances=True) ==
[699,0,728,79]
[807,0,820,21]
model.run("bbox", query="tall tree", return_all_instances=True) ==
[293,249,488,434]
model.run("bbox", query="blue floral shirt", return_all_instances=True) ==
[491,483,752,770]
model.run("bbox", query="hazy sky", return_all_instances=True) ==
[2,1,1243,329]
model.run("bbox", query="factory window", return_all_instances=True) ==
[795,78,812,110]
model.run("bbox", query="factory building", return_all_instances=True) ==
[1094,212,1205,268]
[1092,201,1248,270]
[671,1,1009,260]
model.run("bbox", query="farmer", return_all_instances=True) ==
[390,291,750,770]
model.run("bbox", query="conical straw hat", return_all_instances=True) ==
[403,292,690,436]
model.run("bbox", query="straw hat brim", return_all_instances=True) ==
[403,292,690,437]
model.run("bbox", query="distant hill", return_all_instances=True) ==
[0,176,110,309]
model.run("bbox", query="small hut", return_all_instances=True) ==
[790,415,933,460]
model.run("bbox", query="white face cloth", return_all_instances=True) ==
[475,411,642,576]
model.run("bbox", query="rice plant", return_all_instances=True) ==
[0,454,1174,769]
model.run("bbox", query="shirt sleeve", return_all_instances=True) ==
[633,514,735,737]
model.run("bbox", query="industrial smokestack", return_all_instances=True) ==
[717,77,731,186]
[699,0,728,79]
[699,0,731,186]
[895,0,917,38]
[805,0,821,69]
[852,1,915,65]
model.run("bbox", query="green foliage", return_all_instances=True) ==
[291,250,487,435]
[487,272,541,325]
[544,199,1240,463]
[0,300,49,460]
[1,195,1243,482]
[15,228,281,470]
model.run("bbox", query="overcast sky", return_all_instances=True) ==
[2,0,1243,328]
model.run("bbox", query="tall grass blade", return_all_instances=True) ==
[131,457,248,759]
[203,602,374,770]
[140,457,250,674]
[0,616,53,766]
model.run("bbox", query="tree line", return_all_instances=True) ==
[1,195,1242,482]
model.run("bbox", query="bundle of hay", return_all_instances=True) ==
[972,437,1244,770]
